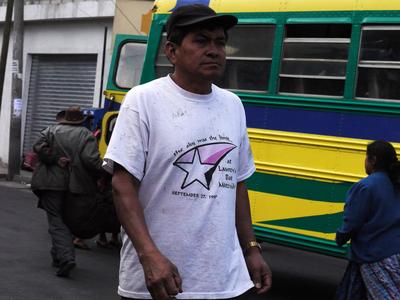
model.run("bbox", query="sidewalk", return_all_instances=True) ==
[0,164,32,184]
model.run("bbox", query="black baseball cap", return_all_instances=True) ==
[166,4,238,40]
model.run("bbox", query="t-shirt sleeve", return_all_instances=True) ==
[103,91,148,181]
[237,101,256,182]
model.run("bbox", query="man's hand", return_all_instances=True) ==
[245,248,272,294]
[139,251,183,300]
[57,156,70,168]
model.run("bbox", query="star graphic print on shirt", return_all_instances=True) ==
[173,142,236,190]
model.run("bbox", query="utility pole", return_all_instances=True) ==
[7,0,24,180]
[0,0,14,110]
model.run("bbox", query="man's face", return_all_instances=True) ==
[169,27,227,82]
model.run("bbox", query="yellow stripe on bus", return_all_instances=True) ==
[154,0,400,14]
[249,128,371,183]
[104,90,126,104]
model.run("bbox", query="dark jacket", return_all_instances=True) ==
[31,124,69,193]
[31,124,103,195]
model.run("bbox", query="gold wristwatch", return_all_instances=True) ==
[244,240,262,254]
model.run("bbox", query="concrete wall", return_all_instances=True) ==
[0,0,115,21]
[112,0,153,37]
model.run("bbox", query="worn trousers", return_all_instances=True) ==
[39,190,75,264]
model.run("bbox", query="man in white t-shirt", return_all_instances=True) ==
[103,4,272,300]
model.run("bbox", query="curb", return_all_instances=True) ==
[0,170,32,184]
[13,173,32,185]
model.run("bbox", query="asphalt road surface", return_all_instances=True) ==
[0,180,347,300]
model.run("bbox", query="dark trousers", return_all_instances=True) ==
[39,190,75,264]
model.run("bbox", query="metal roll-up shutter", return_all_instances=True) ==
[23,54,97,154]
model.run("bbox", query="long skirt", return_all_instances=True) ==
[360,253,400,300]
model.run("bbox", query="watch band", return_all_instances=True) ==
[244,240,262,254]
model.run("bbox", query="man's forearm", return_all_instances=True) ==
[236,181,272,293]
[112,164,160,259]
[112,163,183,297]
[235,181,257,248]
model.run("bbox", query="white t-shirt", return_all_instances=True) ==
[104,75,256,299]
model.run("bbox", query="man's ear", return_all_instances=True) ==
[165,41,177,64]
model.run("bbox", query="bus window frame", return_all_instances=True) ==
[278,19,353,99]
[107,34,148,92]
[216,22,277,93]
[152,17,278,94]
[354,24,400,102]
[154,31,173,79]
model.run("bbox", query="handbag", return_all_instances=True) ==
[22,151,38,171]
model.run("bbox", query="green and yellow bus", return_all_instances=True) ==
[96,0,400,257]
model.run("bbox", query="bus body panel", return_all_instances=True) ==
[101,0,400,257]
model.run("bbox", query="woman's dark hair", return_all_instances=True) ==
[367,140,400,188]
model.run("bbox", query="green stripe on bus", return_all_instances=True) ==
[259,212,343,234]
[253,225,347,257]
[246,172,352,203]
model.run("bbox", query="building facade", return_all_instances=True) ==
[0,0,152,167]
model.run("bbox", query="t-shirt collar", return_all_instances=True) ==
[166,74,214,102]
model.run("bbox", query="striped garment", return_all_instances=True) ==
[360,253,400,300]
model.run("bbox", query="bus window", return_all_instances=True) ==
[115,41,147,89]
[215,25,275,92]
[154,25,275,93]
[155,33,174,78]
[356,26,400,101]
[279,24,351,97]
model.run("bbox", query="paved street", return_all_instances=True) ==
[0,180,347,300]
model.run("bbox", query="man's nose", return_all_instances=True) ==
[206,42,222,57]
